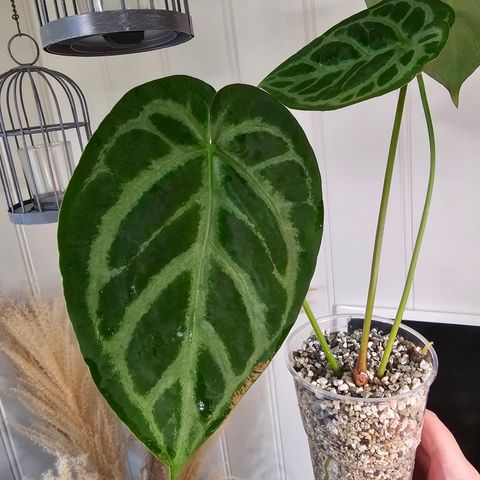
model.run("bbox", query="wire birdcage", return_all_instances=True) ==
[0,33,91,225]
[35,0,194,56]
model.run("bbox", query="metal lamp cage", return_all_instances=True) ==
[0,34,91,225]
[35,0,193,56]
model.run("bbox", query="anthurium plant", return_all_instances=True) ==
[58,0,478,478]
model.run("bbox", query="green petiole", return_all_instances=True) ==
[377,74,436,378]
[303,300,341,377]
[356,85,408,376]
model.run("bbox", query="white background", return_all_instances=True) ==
[0,0,479,478]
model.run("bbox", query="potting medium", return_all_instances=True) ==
[286,315,438,480]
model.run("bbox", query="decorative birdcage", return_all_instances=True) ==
[35,0,194,56]
[0,32,91,224]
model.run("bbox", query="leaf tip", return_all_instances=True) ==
[450,89,460,108]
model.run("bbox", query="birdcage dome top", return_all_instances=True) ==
[0,34,90,138]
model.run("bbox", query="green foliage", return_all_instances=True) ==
[424,0,480,106]
[58,76,323,478]
[260,0,454,111]
[57,0,471,473]
[367,0,480,106]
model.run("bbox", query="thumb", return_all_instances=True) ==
[419,410,479,480]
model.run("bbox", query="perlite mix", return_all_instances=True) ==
[292,327,433,480]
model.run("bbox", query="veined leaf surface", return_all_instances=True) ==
[367,0,480,106]
[260,0,454,110]
[58,76,323,478]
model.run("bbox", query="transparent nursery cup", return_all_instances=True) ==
[286,314,438,480]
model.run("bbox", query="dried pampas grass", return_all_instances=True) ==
[0,297,242,480]
[35,455,101,480]
[0,297,128,479]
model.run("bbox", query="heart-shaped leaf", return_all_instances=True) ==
[366,0,480,107]
[58,76,323,478]
[260,0,454,111]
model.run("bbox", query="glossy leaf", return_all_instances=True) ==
[260,0,454,111]
[367,0,480,106]
[58,76,323,478]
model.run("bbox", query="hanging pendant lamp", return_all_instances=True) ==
[35,1,194,57]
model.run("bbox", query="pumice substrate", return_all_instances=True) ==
[292,327,433,480]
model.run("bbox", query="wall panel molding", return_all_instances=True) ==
[266,366,287,480]
[220,0,242,84]
[399,91,416,310]
[302,0,318,43]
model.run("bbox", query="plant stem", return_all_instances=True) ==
[303,300,341,376]
[377,74,435,378]
[356,85,408,375]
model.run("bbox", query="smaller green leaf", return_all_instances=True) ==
[260,0,454,111]
[423,0,480,106]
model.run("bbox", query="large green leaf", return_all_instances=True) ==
[367,0,480,106]
[260,0,454,110]
[58,76,323,478]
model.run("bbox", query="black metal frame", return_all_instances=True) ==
[0,34,91,224]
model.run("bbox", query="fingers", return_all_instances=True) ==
[418,409,480,480]
[420,410,462,458]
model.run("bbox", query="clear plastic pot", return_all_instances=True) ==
[286,314,438,480]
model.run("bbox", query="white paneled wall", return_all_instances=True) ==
[0,0,479,478]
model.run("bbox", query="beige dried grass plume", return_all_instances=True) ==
[0,297,243,480]
[0,297,128,479]
[36,455,101,480]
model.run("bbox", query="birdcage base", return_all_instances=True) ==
[8,200,59,225]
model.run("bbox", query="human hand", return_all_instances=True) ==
[414,409,480,480]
